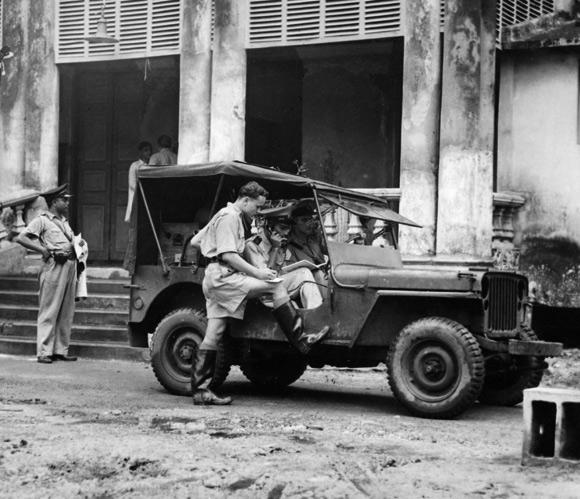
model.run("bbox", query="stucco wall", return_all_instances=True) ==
[498,51,580,305]
[499,51,580,238]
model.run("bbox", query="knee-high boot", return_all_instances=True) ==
[191,349,232,405]
[272,301,330,355]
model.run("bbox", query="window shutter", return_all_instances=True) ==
[56,0,182,63]
[248,0,402,47]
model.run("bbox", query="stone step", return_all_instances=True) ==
[0,336,146,362]
[0,290,130,310]
[1,320,129,343]
[0,305,127,327]
[0,276,130,295]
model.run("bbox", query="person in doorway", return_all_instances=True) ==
[190,182,329,405]
[124,141,152,223]
[245,205,323,310]
[16,185,78,364]
[149,134,177,166]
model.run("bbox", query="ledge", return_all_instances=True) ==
[493,191,526,209]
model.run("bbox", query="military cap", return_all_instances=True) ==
[291,199,317,218]
[44,184,73,205]
[258,203,295,226]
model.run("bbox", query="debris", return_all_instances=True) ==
[267,483,286,499]
[228,477,256,491]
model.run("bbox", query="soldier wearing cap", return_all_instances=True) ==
[16,185,78,364]
[245,204,323,310]
[189,182,329,406]
[287,199,326,266]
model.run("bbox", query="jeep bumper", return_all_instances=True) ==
[507,339,563,357]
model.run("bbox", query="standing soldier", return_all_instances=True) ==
[16,185,78,364]
[190,182,329,405]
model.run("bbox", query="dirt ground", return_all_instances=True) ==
[1,352,579,499]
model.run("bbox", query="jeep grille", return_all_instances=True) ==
[482,272,527,337]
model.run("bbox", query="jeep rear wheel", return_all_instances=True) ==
[151,308,230,396]
[479,327,545,407]
[240,356,307,390]
[387,317,485,419]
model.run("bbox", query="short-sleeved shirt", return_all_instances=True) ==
[149,148,177,166]
[245,230,288,271]
[23,211,74,253]
[200,203,245,259]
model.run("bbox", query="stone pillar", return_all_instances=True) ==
[398,0,441,257]
[209,0,247,161]
[178,0,212,164]
[435,0,496,259]
[25,0,59,191]
[0,0,28,198]
[0,0,59,198]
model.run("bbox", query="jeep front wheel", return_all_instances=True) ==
[387,317,485,419]
[151,308,230,395]
[478,327,545,407]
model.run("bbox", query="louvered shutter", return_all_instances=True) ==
[497,0,554,46]
[248,0,401,47]
[56,0,182,63]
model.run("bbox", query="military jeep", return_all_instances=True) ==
[126,161,562,419]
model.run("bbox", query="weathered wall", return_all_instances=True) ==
[498,50,580,305]
[302,48,402,188]
[0,0,59,198]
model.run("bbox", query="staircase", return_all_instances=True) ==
[0,275,146,361]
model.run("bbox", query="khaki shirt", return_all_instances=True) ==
[149,148,177,166]
[24,211,74,253]
[245,230,288,271]
[199,203,245,259]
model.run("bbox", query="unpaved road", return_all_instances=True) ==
[1,354,579,498]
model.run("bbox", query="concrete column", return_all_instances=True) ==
[209,0,247,161]
[398,0,441,257]
[0,0,28,198]
[178,0,212,164]
[435,0,496,259]
[0,0,59,199]
[25,0,59,191]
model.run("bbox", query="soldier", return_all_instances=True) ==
[245,205,323,310]
[287,199,326,265]
[16,185,78,364]
[190,182,329,405]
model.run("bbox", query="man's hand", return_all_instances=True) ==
[41,248,51,262]
[254,268,278,281]
[270,231,287,248]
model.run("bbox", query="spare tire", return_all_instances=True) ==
[387,317,485,419]
[151,308,231,395]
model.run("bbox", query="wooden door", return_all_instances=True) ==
[76,72,144,262]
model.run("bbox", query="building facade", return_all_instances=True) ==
[0,0,570,287]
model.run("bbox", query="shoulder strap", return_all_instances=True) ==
[48,217,73,242]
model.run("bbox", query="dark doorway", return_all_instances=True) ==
[246,48,304,174]
[246,39,403,188]
[60,58,179,263]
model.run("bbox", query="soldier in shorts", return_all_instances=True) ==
[191,182,329,405]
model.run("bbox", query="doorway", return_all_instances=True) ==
[61,58,179,263]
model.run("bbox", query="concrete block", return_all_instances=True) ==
[523,387,580,465]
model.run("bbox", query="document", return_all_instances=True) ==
[281,260,325,274]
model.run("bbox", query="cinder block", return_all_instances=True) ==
[523,387,580,465]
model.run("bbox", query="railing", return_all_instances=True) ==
[0,192,45,242]
[321,187,401,245]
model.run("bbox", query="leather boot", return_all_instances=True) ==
[272,301,330,355]
[191,349,232,405]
